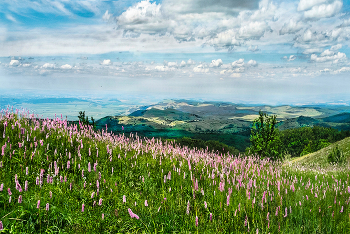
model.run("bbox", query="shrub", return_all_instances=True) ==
[327,145,346,164]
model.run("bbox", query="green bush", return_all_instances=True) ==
[327,145,346,164]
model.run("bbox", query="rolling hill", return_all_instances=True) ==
[284,136,350,169]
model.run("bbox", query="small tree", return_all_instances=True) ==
[78,111,96,129]
[327,145,346,164]
[248,111,281,160]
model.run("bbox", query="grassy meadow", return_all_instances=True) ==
[0,108,350,233]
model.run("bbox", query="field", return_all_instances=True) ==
[1,108,350,233]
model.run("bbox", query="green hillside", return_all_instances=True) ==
[285,136,350,168]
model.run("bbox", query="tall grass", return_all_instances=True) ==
[0,108,349,233]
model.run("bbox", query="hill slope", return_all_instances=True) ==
[285,136,350,168]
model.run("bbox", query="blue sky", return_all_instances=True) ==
[1,0,350,105]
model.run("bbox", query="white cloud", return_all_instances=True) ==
[42,63,55,68]
[247,60,258,66]
[320,49,334,56]
[206,30,240,49]
[304,1,342,20]
[238,21,271,40]
[167,62,178,67]
[279,19,305,35]
[9,60,19,66]
[302,48,323,54]
[247,45,259,52]
[6,14,17,22]
[330,44,342,51]
[335,67,350,73]
[210,59,223,67]
[103,10,113,22]
[101,59,112,65]
[250,0,277,21]
[338,18,350,27]
[232,58,244,67]
[290,67,302,73]
[61,64,72,69]
[311,51,346,63]
[117,1,169,35]
[193,64,209,73]
[155,66,175,71]
[289,55,296,61]
[180,61,187,67]
[161,0,260,15]
[297,0,329,11]
[187,59,196,65]
[230,73,242,77]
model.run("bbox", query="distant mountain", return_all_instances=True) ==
[323,112,350,123]
[95,99,350,152]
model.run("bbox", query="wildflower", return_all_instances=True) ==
[123,195,126,203]
[267,212,270,221]
[145,200,148,206]
[128,208,139,219]
[157,206,161,212]
[210,213,212,221]
[9,196,11,203]
[46,203,49,211]
[37,200,40,209]
[99,198,103,206]
[91,192,95,199]
[244,216,248,226]
[49,191,52,199]
[204,201,207,209]
[18,195,22,203]
[284,207,288,217]
[0,183,3,191]
[7,188,12,196]
[25,181,28,191]
[102,213,104,220]
[340,206,344,213]
[195,216,198,227]
[186,200,190,215]
[82,204,85,212]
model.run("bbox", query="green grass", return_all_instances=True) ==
[284,136,350,170]
[0,109,350,233]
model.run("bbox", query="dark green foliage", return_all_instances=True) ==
[247,111,281,160]
[78,111,95,129]
[279,126,350,157]
[327,145,346,164]
[168,137,240,156]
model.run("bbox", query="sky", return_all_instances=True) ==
[1,0,350,107]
